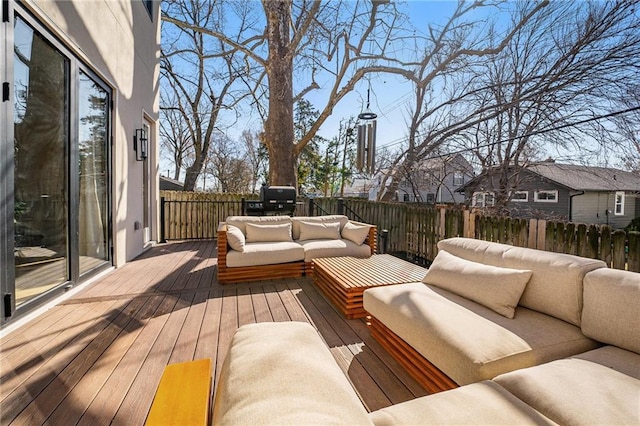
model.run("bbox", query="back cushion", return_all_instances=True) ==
[291,215,348,240]
[226,216,291,236]
[582,269,640,353]
[438,238,606,326]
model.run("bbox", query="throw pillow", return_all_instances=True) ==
[422,250,532,318]
[298,221,341,241]
[226,225,245,252]
[245,222,293,243]
[341,222,370,245]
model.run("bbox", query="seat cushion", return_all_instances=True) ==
[582,268,640,353]
[363,282,599,386]
[299,238,372,262]
[369,381,556,426]
[212,322,373,426]
[437,238,606,326]
[226,242,304,267]
[494,357,640,425]
[574,346,640,380]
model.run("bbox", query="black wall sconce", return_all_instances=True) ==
[134,128,148,161]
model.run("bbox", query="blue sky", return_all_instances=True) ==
[311,1,474,152]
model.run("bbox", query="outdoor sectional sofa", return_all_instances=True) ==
[216,215,376,283]
[211,238,640,425]
[364,237,612,392]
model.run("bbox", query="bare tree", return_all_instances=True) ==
[205,132,252,193]
[161,0,252,191]
[240,130,268,194]
[376,0,549,201]
[159,91,192,181]
[460,0,640,210]
[163,0,417,188]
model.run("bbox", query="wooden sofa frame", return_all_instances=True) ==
[217,223,377,284]
[367,315,458,394]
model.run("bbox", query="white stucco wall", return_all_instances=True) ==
[23,0,160,266]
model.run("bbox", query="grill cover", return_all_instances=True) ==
[261,186,296,213]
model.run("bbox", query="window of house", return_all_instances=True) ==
[426,193,435,203]
[511,191,529,202]
[614,191,625,215]
[453,171,464,186]
[534,190,558,203]
[472,192,495,207]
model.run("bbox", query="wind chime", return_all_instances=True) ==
[356,86,377,174]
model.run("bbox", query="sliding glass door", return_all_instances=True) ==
[13,15,70,306]
[5,10,112,316]
[78,71,110,275]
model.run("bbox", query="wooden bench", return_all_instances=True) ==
[145,358,212,426]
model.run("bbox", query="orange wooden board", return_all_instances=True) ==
[145,358,212,426]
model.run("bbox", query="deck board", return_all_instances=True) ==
[0,240,428,425]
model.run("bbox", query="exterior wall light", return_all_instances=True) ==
[134,128,148,161]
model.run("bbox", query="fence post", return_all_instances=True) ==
[337,198,344,215]
[241,197,246,215]
[379,229,389,254]
[160,197,166,243]
[308,198,315,216]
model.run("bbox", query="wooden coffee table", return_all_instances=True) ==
[312,254,427,319]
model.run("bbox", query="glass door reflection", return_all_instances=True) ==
[13,16,69,305]
[78,71,110,275]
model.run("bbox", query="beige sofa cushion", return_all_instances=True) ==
[212,322,373,426]
[341,222,371,245]
[423,250,532,318]
[299,239,372,262]
[363,282,599,386]
[226,225,245,251]
[245,222,292,242]
[226,215,291,235]
[291,215,349,240]
[494,357,640,425]
[574,346,640,380]
[226,242,304,267]
[369,381,556,426]
[437,238,606,326]
[582,268,640,353]
[298,221,341,241]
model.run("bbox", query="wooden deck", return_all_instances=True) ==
[0,240,428,425]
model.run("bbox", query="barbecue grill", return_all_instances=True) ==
[261,185,297,215]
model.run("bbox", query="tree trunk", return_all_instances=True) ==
[262,0,296,187]
[183,157,203,191]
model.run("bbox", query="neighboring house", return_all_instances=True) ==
[372,154,474,203]
[1,1,160,326]
[459,162,640,228]
[160,176,186,191]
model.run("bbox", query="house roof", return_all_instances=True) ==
[458,162,640,193]
[160,175,185,191]
[528,163,640,192]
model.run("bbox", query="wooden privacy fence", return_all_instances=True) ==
[313,198,640,272]
[159,191,309,240]
[160,192,639,272]
[160,192,244,240]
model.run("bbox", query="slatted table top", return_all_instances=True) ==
[313,254,427,291]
